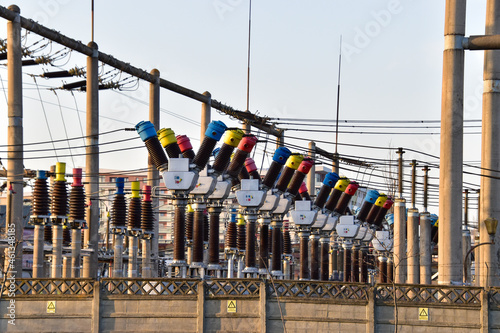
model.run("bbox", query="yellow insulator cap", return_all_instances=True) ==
[131,181,141,198]
[236,214,245,225]
[334,177,350,191]
[375,194,388,207]
[157,128,177,147]
[223,129,244,147]
[55,162,66,182]
[187,204,194,213]
[285,154,304,169]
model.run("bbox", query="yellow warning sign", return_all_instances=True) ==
[47,301,56,314]
[419,307,428,321]
[227,300,236,313]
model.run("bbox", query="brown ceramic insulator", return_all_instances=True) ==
[237,223,246,252]
[32,178,51,216]
[226,149,249,180]
[192,210,204,263]
[208,212,220,264]
[324,189,343,212]
[185,210,194,241]
[337,248,344,275]
[111,194,127,228]
[238,166,250,181]
[343,248,351,282]
[259,225,269,269]
[334,193,353,215]
[313,185,332,210]
[165,142,182,159]
[203,213,209,243]
[63,227,71,246]
[378,259,387,284]
[299,235,309,280]
[141,200,154,232]
[44,225,52,243]
[300,191,312,201]
[181,148,196,162]
[261,161,282,189]
[245,222,256,269]
[268,227,273,255]
[192,137,217,171]
[387,260,394,283]
[360,250,368,283]
[173,205,185,261]
[144,138,168,170]
[287,172,306,197]
[366,205,382,225]
[431,225,438,244]
[69,186,85,221]
[249,170,260,180]
[127,197,142,230]
[331,247,338,278]
[310,238,319,280]
[51,181,68,217]
[357,201,374,223]
[275,167,295,193]
[320,242,329,281]
[351,249,359,282]
[212,143,234,174]
[271,227,282,272]
[373,207,389,228]
[231,177,240,188]
[283,230,291,255]
[225,221,237,249]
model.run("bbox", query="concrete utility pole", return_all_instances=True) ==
[394,148,406,283]
[84,41,99,278]
[407,160,419,284]
[438,0,466,285]
[149,69,160,277]
[479,0,500,287]
[420,166,432,285]
[463,189,471,284]
[200,91,211,142]
[307,141,316,195]
[6,4,23,276]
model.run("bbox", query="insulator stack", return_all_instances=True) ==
[51,162,68,219]
[276,154,304,193]
[357,190,380,222]
[324,177,350,213]
[351,249,359,282]
[245,220,256,269]
[299,182,312,201]
[136,121,168,171]
[185,205,194,241]
[271,226,281,272]
[299,234,309,279]
[208,208,221,264]
[287,158,314,197]
[203,212,209,243]
[373,197,394,227]
[225,221,237,249]
[310,236,319,280]
[360,249,368,283]
[261,147,292,190]
[127,181,142,230]
[212,129,244,175]
[192,209,204,263]
[283,229,291,255]
[320,241,329,281]
[173,205,186,261]
[176,135,196,161]
[237,217,246,252]
[268,227,273,255]
[63,226,71,246]
[343,248,351,282]
[245,158,260,180]
[111,178,127,228]
[226,135,258,180]
[259,225,269,270]
[313,172,339,209]
[141,185,154,232]
[238,165,250,181]
[32,170,50,217]
[69,168,85,223]
[366,194,388,225]
[378,257,387,283]
[192,120,227,171]
[334,181,359,215]
[158,128,182,158]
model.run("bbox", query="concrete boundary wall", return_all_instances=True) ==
[1,279,499,332]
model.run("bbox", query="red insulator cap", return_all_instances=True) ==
[298,158,314,174]
[245,158,257,173]
[345,181,359,195]
[143,185,152,202]
[383,197,394,209]
[299,182,308,194]
[72,168,83,187]
[237,135,258,153]
[176,135,193,153]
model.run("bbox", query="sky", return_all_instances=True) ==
[0,0,491,218]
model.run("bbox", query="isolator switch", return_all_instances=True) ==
[163,158,197,191]
[321,214,339,232]
[372,230,393,251]
[335,215,360,238]
[290,200,317,226]
[236,179,266,207]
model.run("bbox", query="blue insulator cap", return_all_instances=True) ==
[386,213,394,225]
[364,189,380,204]
[36,170,47,180]
[323,172,340,187]
[430,214,438,226]
[205,121,227,140]
[136,121,157,142]
[230,208,237,223]
[212,147,221,157]
[115,177,125,195]
[272,146,292,164]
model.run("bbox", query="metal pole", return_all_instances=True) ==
[128,236,138,278]
[407,208,420,284]
[113,234,123,277]
[410,160,418,208]
[479,0,500,288]
[420,212,432,285]
[71,229,81,277]
[438,0,466,285]
[142,239,151,278]
[149,68,160,276]
[307,142,316,195]
[200,91,211,142]
[84,41,99,278]
[396,148,405,199]
[394,198,407,283]
[51,225,63,278]
[32,225,44,278]
[6,4,23,276]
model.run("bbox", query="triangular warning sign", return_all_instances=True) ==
[419,309,427,316]
[48,302,55,310]
[228,301,236,309]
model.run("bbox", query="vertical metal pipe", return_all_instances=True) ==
[142,239,151,278]
[394,198,407,283]
[438,0,466,285]
[464,189,469,227]
[33,225,44,278]
[407,208,420,284]
[71,229,81,277]
[299,232,309,280]
[423,166,429,212]
[51,225,63,278]
[149,68,160,276]
[310,235,319,280]
[6,4,24,275]
[128,236,138,278]
[420,212,432,284]
[113,234,123,277]
[396,148,405,199]
[85,41,99,278]
[307,141,316,195]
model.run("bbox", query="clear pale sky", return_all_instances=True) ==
[0,0,490,216]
